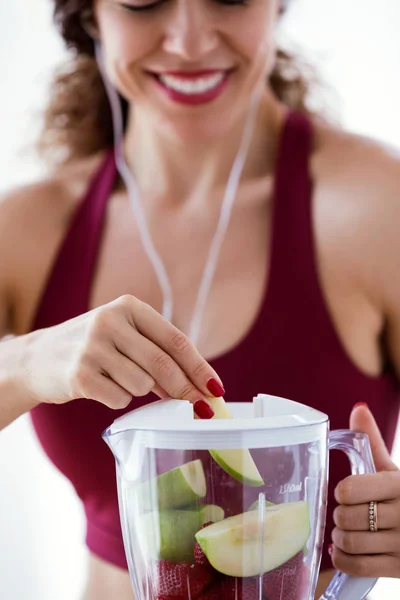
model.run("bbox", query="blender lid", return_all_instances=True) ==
[108,394,328,442]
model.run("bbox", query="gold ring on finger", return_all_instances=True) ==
[369,501,378,532]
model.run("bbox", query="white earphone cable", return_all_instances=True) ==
[96,42,261,346]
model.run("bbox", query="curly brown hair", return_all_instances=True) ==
[38,0,322,165]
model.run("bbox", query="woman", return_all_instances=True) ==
[0,0,399,598]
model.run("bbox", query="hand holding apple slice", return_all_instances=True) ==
[206,397,264,487]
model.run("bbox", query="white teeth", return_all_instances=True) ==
[158,73,225,95]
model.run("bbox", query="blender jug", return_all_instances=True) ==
[103,394,378,600]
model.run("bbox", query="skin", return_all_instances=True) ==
[0,0,400,598]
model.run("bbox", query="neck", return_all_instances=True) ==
[122,93,286,205]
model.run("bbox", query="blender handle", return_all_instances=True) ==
[319,430,378,600]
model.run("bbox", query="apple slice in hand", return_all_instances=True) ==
[195,501,310,577]
[207,397,264,487]
[207,397,232,419]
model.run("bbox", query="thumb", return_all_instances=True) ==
[350,403,397,472]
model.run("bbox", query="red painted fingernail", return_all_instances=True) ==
[194,400,215,420]
[207,378,225,398]
[328,544,333,555]
[353,402,368,409]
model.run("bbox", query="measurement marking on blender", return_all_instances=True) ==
[278,482,303,494]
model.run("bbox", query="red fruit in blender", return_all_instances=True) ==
[262,551,304,600]
[155,560,215,599]
[194,522,214,569]
[222,576,259,600]
[198,576,259,600]
[193,543,210,568]
[196,581,223,600]
[156,596,186,600]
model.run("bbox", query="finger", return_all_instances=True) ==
[123,298,225,397]
[115,326,208,405]
[86,374,132,410]
[152,383,170,399]
[335,471,400,505]
[332,527,400,555]
[100,349,155,398]
[331,545,400,579]
[350,403,397,472]
[334,500,400,531]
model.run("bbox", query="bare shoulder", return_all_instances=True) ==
[312,120,400,198]
[310,119,400,307]
[0,152,105,235]
[0,152,106,333]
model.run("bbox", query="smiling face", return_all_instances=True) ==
[94,0,281,139]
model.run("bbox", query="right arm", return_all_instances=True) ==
[0,187,222,432]
[0,298,222,431]
[0,191,41,429]
[0,334,41,430]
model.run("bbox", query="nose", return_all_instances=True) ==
[163,1,219,62]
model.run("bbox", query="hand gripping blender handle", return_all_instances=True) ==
[319,430,378,600]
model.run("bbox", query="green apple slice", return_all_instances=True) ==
[248,499,275,511]
[207,397,264,487]
[195,501,310,577]
[134,459,206,511]
[140,504,224,561]
[207,396,232,418]
[199,503,225,523]
[209,448,264,487]
[248,499,309,557]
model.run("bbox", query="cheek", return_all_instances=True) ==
[230,8,278,76]
[237,32,276,82]
[96,10,155,85]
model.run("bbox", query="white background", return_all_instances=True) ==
[0,0,400,598]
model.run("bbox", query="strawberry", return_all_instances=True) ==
[156,597,186,600]
[262,551,304,600]
[155,560,215,599]
[193,542,210,568]
[198,576,258,600]
[156,596,186,600]
[196,580,223,600]
[194,522,214,570]
[222,576,259,600]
